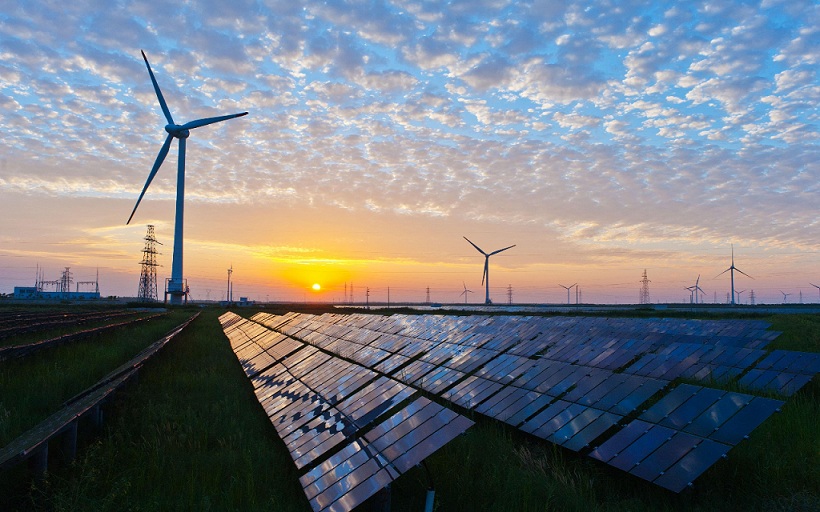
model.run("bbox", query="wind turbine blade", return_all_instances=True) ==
[463,236,487,256]
[141,50,174,126]
[181,112,248,131]
[735,267,754,279]
[127,133,173,224]
[714,268,730,279]
[489,244,516,256]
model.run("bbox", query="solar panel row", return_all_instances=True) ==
[219,312,473,512]
[247,311,805,492]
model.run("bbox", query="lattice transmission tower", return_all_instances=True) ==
[137,225,161,302]
[639,269,651,305]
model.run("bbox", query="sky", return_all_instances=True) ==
[0,0,818,305]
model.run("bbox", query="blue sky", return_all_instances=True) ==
[0,0,817,304]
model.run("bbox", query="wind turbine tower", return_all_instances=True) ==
[559,283,577,305]
[715,245,752,305]
[126,50,248,305]
[464,237,515,305]
[812,283,820,302]
[227,265,233,303]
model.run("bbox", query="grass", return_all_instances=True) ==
[0,306,817,511]
[0,310,185,446]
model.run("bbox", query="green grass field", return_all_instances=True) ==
[0,306,817,511]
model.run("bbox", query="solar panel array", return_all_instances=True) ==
[219,312,473,512]
[240,312,816,493]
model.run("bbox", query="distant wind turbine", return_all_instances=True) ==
[780,291,792,304]
[811,283,820,301]
[463,237,515,304]
[127,50,247,305]
[715,244,752,305]
[736,289,746,304]
[460,281,474,304]
[691,275,705,304]
[559,283,577,305]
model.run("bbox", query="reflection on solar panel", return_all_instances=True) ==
[222,311,813,497]
[219,313,473,512]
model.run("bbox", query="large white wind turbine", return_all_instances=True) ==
[559,283,577,305]
[127,50,248,305]
[463,237,515,304]
[715,245,752,305]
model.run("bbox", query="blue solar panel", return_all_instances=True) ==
[588,419,649,463]
[709,396,783,445]
[683,392,749,438]
[659,387,724,431]
[628,431,698,483]
[609,423,676,472]
[653,438,730,493]
[561,411,620,452]
[503,392,556,427]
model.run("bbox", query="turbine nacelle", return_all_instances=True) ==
[166,124,190,138]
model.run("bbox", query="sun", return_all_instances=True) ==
[312,283,321,291]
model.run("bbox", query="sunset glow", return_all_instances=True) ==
[0,1,817,304]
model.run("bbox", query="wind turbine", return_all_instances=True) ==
[686,285,695,304]
[715,244,752,305]
[126,50,248,305]
[559,283,577,305]
[459,282,474,304]
[780,291,792,304]
[811,283,820,302]
[691,274,705,304]
[463,237,515,304]
[736,289,746,304]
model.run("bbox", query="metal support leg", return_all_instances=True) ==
[28,445,48,481]
[62,420,78,463]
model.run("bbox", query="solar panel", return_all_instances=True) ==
[561,411,621,452]
[639,384,700,423]
[608,423,676,472]
[627,431,698,482]
[708,396,783,445]
[588,419,649,463]
[223,311,801,498]
[652,438,730,493]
